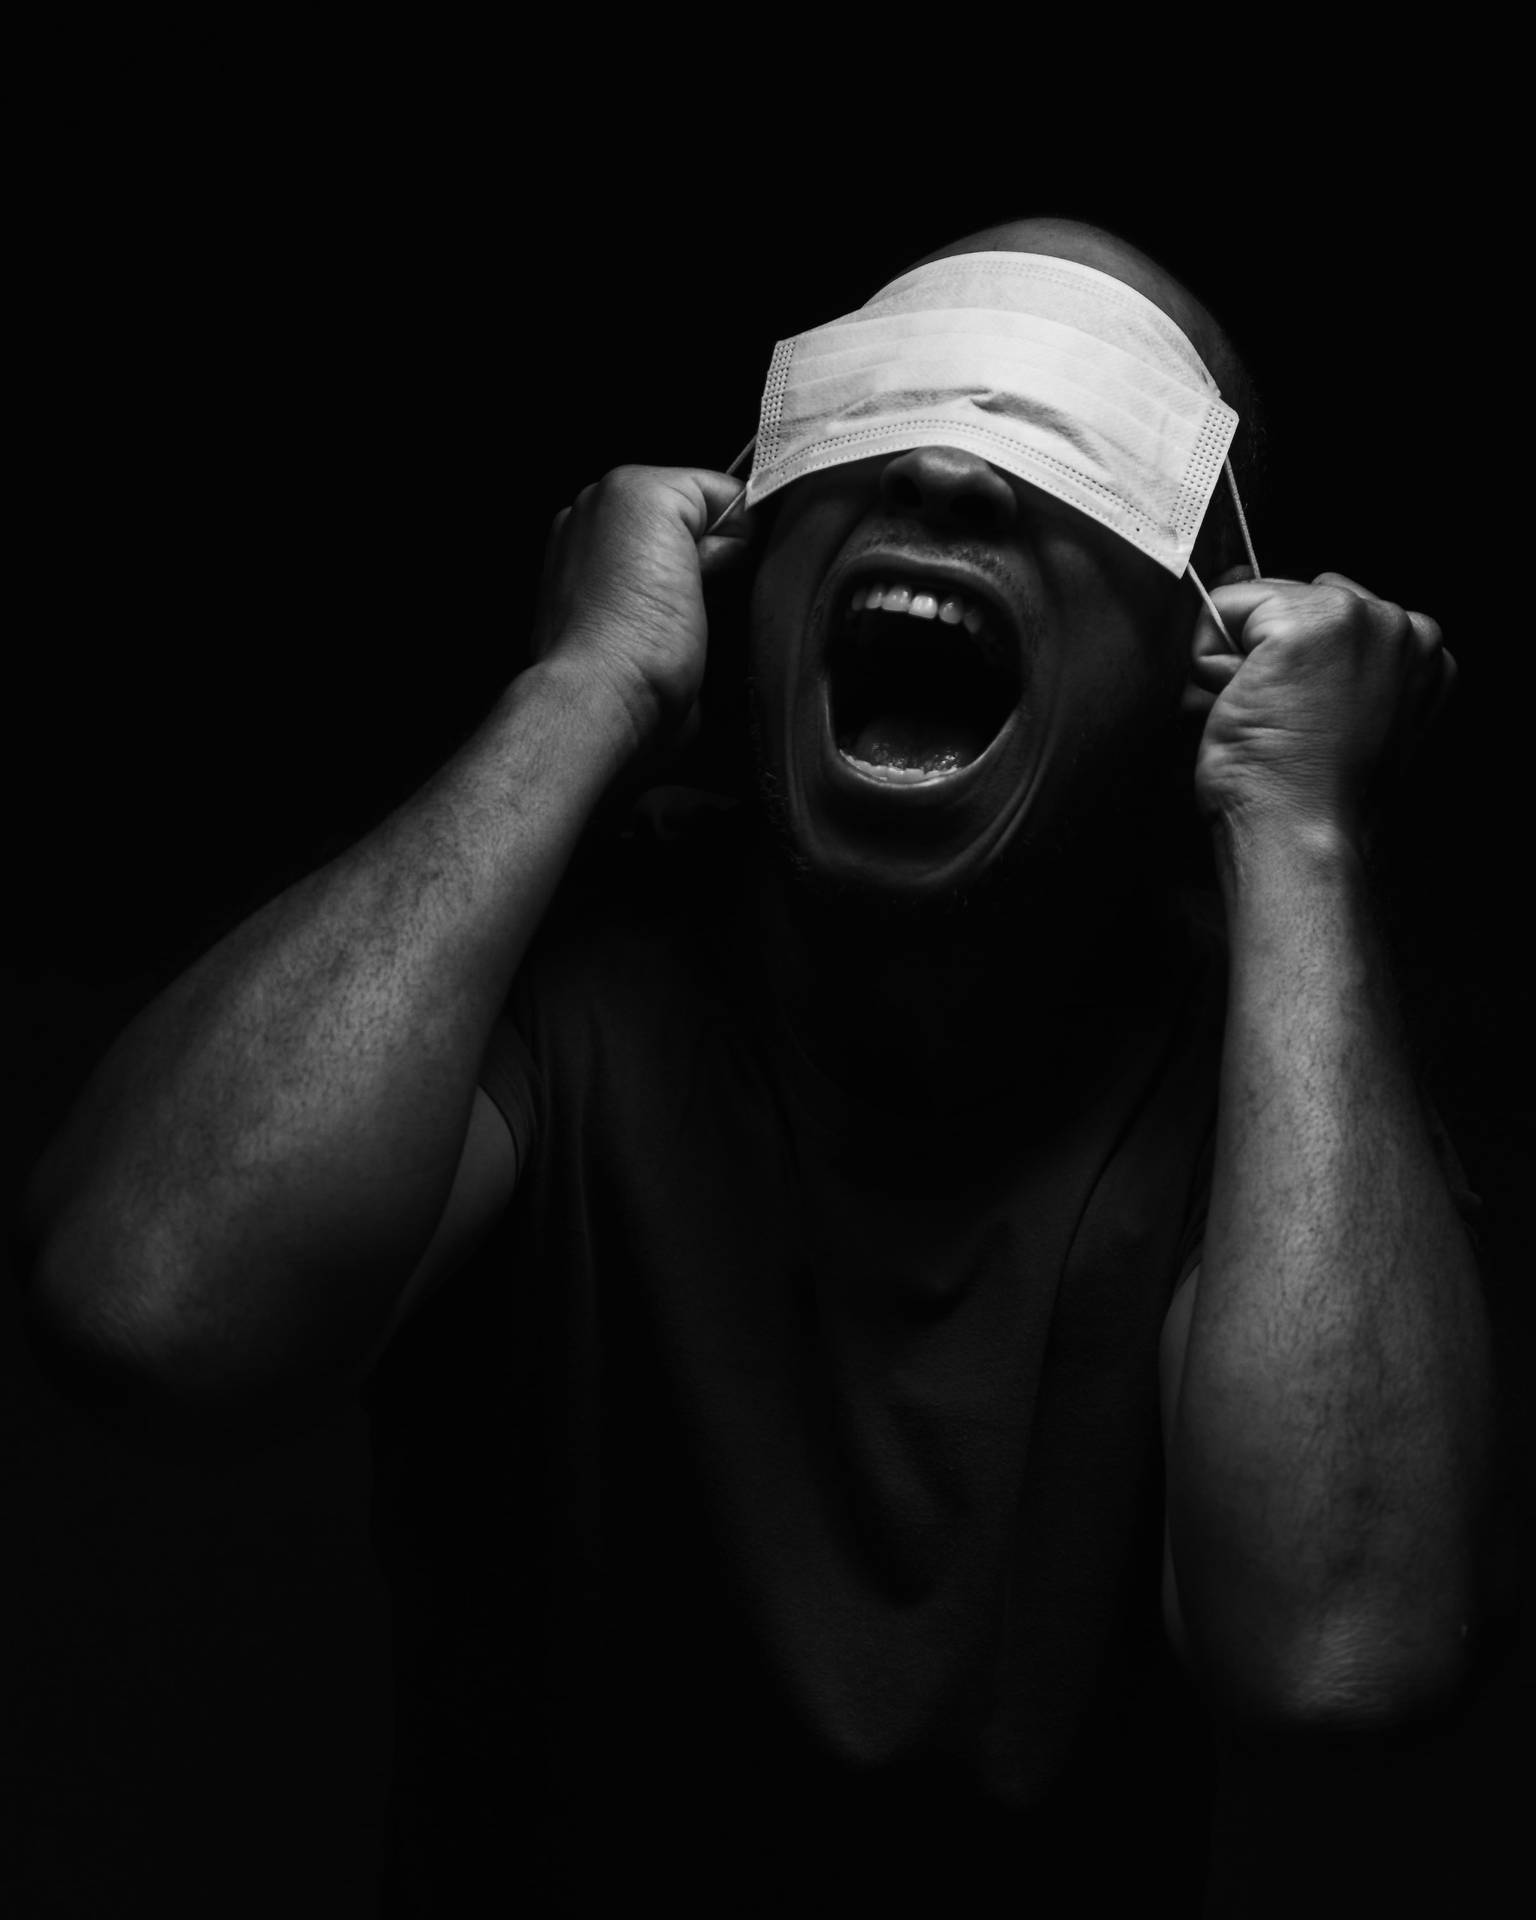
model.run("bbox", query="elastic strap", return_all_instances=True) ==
[704,437,758,536]
[1185,458,1260,649]
[1225,456,1261,580]
[1185,561,1235,646]
[706,441,1261,608]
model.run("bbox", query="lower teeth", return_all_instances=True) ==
[838,748,964,784]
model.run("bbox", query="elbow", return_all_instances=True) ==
[17,1150,171,1379]
[1270,1649,1474,1741]
[22,1233,183,1425]
[21,1230,350,1450]
[1188,1605,1480,1743]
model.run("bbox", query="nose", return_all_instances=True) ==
[878,445,1018,538]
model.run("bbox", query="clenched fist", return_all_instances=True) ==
[531,465,755,768]
[1186,571,1456,849]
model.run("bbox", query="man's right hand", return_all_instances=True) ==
[21,464,757,1423]
[531,465,756,768]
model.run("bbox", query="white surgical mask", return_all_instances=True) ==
[723,251,1257,624]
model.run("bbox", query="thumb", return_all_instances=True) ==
[698,493,760,579]
[1188,562,1259,667]
[1188,652,1243,691]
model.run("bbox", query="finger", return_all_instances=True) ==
[1392,610,1446,720]
[1180,683,1217,719]
[1205,578,1310,638]
[1205,574,1393,654]
[1425,646,1458,733]
[651,466,757,541]
[1311,570,1383,602]
[533,506,574,651]
[1188,651,1244,690]
[1391,640,1457,777]
[683,467,755,533]
[697,522,758,576]
[699,473,762,565]
[1190,598,1233,662]
[704,485,750,539]
[537,508,570,588]
[1189,574,1252,660]
[541,505,571,566]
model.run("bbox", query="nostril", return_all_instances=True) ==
[880,447,1017,535]
[952,489,1005,534]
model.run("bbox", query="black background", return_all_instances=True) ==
[5,59,1530,1917]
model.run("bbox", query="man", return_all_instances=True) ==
[21,217,1493,1909]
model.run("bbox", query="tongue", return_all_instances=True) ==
[851,711,994,773]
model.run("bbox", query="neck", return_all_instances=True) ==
[747,820,1186,1111]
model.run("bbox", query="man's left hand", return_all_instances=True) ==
[1186,572,1456,849]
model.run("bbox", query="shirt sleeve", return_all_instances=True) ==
[1170,1123,1215,1292]
[477,1012,540,1170]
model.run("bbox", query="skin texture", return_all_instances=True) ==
[24,219,1494,1737]
[523,222,1493,1728]
[746,222,1212,905]
[745,449,1191,912]
[738,220,1492,1729]
[737,219,1242,1100]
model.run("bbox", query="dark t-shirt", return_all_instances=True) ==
[459,791,1230,1909]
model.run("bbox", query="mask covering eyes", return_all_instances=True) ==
[715,251,1259,637]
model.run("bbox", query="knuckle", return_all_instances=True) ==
[1311,572,1366,603]
[1306,582,1362,629]
[1371,604,1411,647]
[1338,597,1387,645]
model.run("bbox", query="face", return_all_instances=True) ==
[746,441,1194,913]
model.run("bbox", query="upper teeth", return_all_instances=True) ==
[849,580,988,637]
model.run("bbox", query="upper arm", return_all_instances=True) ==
[1159,1258,1201,1667]
[367,1085,523,1360]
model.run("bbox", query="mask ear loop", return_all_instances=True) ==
[1224,456,1261,581]
[705,437,758,537]
[709,442,1259,623]
[1185,457,1260,650]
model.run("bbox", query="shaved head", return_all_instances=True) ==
[911,217,1224,374]
[896,216,1265,574]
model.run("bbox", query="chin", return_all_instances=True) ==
[748,701,1184,947]
[747,709,1063,933]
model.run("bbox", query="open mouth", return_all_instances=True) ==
[825,576,1021,785]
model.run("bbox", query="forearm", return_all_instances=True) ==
[24,658,633,1397]
[1168,818,1493,1724]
